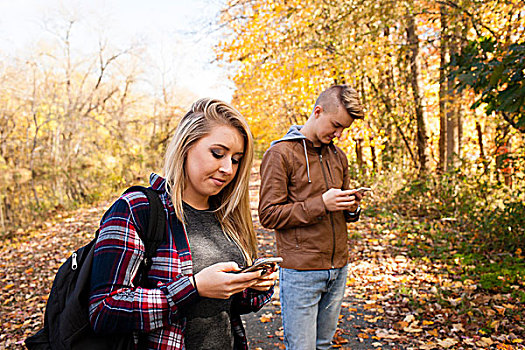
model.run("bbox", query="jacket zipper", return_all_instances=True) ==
[325,154,334,183]
[319,153,336,268]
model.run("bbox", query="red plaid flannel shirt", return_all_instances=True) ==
[89,174,273,349]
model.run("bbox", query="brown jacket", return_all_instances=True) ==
[258,126,359,270]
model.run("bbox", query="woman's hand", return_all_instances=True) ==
[250,266,278,291]
[192,262,263,299]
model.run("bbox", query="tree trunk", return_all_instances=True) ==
[476,122,484,159]
[366,75,417,168]
[30,64,41,208]
[456,24,469,160]
[495,125,513,187]
[475,121,488,173]
[406,10,428,176]
[458,106,463,159]
[355,137,364,174]
[446,37,459,172]
[370,139,377,172]
[438,5,448,173]
[0,195,5,234]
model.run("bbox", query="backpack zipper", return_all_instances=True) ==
[71,252,78,270]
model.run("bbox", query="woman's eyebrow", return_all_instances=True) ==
[211,143,229,150]
[211,143,244,155]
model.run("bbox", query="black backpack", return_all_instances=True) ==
[25,186,166,350]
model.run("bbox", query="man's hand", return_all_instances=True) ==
[322,188,363,212]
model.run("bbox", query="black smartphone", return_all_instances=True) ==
[235,257,283,273]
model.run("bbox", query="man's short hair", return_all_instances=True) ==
[314,85,365,120]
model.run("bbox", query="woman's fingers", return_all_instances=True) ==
[250,270,278,291]
[194,262,270,299]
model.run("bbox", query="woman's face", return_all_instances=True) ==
[183,124,245,209]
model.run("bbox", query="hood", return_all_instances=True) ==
[270,125,312,183]
[270,125,306,146]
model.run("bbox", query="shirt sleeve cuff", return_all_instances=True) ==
[159,275,199,321]
[306,195,327,220]
[344,206,361,222]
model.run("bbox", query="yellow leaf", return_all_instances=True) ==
[437,338,458,348]
[476,337,494,347]
[493,305,506,315]
[395,321,409,330]
[405,327,423,333]
[452,323,465,332]
[427,329,439,337]
[364,303,377,310]
[395,255,407,263]
[419,342,437,350]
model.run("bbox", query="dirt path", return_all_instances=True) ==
[243,225,407,350]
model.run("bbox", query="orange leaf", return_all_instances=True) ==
[259,313,273,323]
[427,329,439,337]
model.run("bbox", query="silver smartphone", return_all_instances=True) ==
[236,257,283,273]
[355,187,372,194]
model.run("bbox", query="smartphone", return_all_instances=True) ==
[355,187,372,194]
[235,257,283,273]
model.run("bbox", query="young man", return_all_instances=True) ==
[258,85,365,350]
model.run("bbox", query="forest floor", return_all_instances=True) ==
[1,166,524,349]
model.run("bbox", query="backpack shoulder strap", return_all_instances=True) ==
[122,186,166,284]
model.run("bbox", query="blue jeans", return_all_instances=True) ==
[279,265,348,350]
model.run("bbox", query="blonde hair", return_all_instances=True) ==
[315,84,364,120]
[163,98,257,263]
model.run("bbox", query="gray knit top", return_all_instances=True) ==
[183,202,245,350]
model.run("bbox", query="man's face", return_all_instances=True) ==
[312,104,354,145]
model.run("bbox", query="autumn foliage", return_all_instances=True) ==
[0,0,524,349]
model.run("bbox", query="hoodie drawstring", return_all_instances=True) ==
[302,139,311,183]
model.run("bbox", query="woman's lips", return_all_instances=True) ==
[211,177,227,186]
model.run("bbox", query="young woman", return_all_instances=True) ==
[89,98,277,349]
